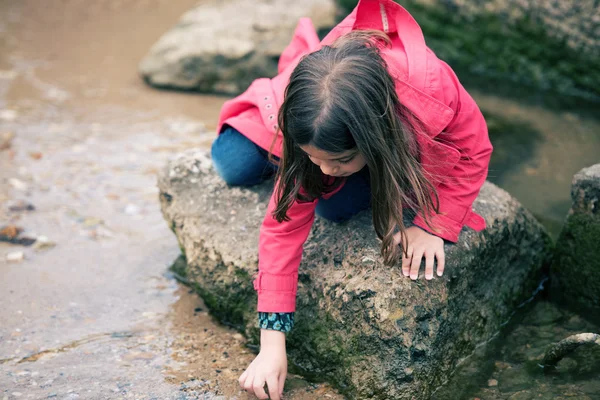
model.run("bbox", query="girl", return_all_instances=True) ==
[211,0,492,398]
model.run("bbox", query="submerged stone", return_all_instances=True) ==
[552,164,600,322]
[158,150,552,399]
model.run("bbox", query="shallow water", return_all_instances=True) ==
[1,1,599,399]
[435,298,600,400]
[0,1,340,399]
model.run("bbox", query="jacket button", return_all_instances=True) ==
[273,124,278,131]
[268,114,274,120]
[264,96,270,101]
[265,104,272,109]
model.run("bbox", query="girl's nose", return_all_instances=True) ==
[320,163,339,176]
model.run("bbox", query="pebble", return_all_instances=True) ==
[124,204,140,215]
[0,131,15,150]
[0,224,22,239]
[488,378,498,387]
[7,251,25,263]
[33,236,57,251]
[82,217,103,227]
[0,109,18,121]
[8,200,35,212]
[9,178,28,191]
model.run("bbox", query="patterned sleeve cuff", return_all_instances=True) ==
[257,312,295,333]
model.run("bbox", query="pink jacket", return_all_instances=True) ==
[217,0,493,312]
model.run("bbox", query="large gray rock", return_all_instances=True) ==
[158,150,552,399]
[139,0,336,95]
[552,164,600,322]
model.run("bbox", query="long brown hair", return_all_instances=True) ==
[272,30,439,266]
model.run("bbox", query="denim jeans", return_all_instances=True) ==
[211,126,371,222]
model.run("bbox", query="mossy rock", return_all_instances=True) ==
[338,0,600,100]
[552,164,600,323]
[158,149,552,399]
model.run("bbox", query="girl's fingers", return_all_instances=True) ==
[410,249,424,280]
[238,368,249,388]
[436,247,446,277]
[278,372,286,398]
[424,251,434,280]
[266,375,280,400]
[243,372,254,393]
[402,246,412,276]
[253,376,269,399]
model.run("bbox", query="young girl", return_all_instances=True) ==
[211,0,492,398]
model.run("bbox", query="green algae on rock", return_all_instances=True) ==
[552,164,600,323]
[338,0,600,100]
[157,149,552,399]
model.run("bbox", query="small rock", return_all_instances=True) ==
[0,225,22,239]
[8,200,35,212]
[0,109,18,121]
[507,390,533,400]
[0,131,14,150]
[6,251,24,263]
[33,236,56,251]
[95,226,114,238]
[29,151,43,160]
[488,379,498,387]
[124,204,140,215]
[8,178,28,191]
[82,217,104,227]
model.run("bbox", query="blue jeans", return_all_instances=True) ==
[211,127,371,222]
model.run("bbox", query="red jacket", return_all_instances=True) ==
[217,0,493,312]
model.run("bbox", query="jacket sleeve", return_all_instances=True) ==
[412,61,493,242]
[254,189,318,312]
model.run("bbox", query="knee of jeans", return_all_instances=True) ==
[211,149,264,187]
[212,156,255,186]
[210,133,226,161]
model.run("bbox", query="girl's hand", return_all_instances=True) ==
[239,329,287,399]
[395,226,445,280]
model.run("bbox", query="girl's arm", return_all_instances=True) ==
[412,60,493,242]
[255,188,318,312]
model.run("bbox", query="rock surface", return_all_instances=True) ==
[552,164,600,322]
[416,0,600,56]
[158,149,552,399]
[139,0,336,95]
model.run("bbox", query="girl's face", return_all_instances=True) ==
[299,144,367,177]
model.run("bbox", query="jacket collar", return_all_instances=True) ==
[353,0,428,90]
[320,0,454,137]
